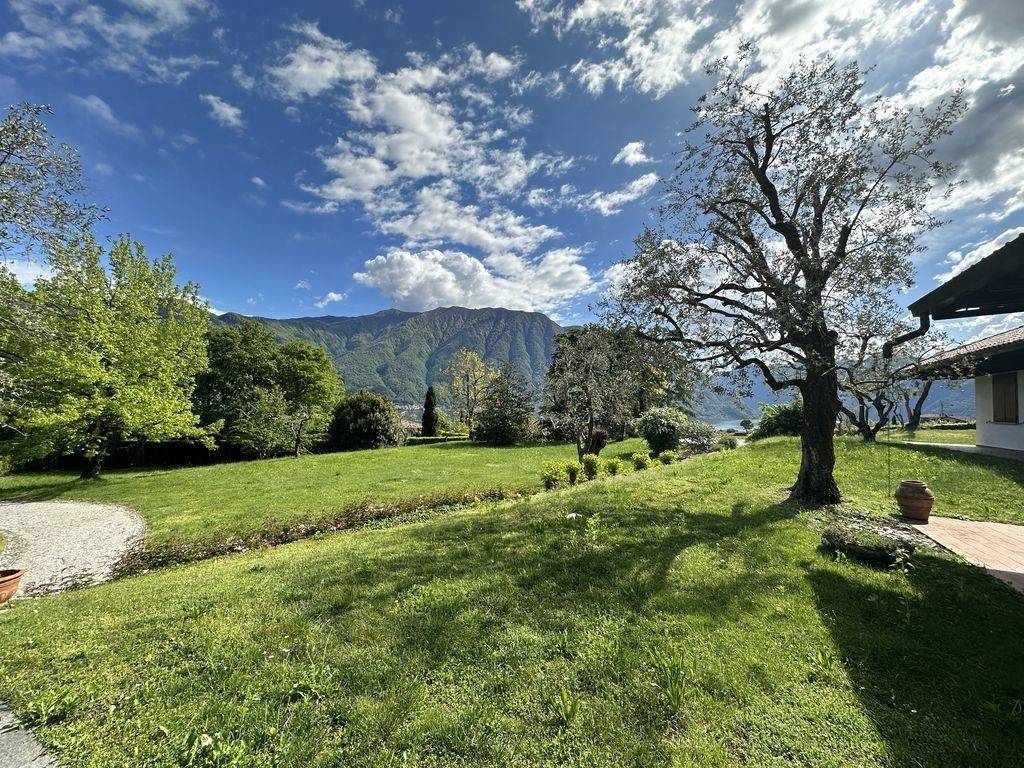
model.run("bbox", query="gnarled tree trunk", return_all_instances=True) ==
[791,348,842,504]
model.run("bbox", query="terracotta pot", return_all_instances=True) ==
[896,480,934,522]
[0,569,25,605]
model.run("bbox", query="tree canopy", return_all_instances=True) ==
[1,235,209,477]
[609,53,964,503]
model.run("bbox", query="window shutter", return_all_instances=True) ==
[992,373,1018,424]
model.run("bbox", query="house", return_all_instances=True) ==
[887,233,1024,452]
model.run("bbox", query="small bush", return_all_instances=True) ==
[604,457,623,475]
[717,434,738,450]
[326,391,405,451]
[678,419,718,453]
[634,407,689,455]
[581,454,601,480]
[540,460,566,490]
[565,461,582,485]
[657,450,676,465]
[821,525,914,567]
[631,452,652,471]
[749,399,803,440]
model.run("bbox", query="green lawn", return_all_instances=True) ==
[0,437,1022,767]
[888,428,977,445]
[0,440,643,565]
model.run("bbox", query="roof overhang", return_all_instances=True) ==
[907,233,1024,321]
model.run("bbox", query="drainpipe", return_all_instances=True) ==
[883,314,930,359]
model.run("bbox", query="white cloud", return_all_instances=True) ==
[314,290,347,309]
[251,176,268,189]
[93,162,115,176]
[2,258,52,286]
[232,64,256,91]
[199,94,245,130]
[936,226,1024,283]
[267,21,377,100]
[612,141,652,166]
[354,246,594,312]
[0,0,215,83]
[69,94,141,138]
[376,181,560,256]
[576,173,659,216]
[294,279,310,290]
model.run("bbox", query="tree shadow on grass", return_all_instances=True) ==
[278,495,801,678]
[806,554,1024,767]
[0,475,86,502]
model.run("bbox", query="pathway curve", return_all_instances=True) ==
[0,500,146,767]
[0,500,146,597]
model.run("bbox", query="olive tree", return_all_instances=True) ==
[609,54,964,503]
[542,326,630,461]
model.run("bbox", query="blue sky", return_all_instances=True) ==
[2,0,1022,338]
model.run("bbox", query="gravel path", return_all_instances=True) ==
[0,500,146,598]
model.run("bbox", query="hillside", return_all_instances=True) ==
[215,307,975,422]
[214,306,563,405]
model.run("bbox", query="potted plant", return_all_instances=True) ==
[0,569,25,604]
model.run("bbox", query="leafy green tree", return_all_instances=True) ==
[225,386,291,459]
[326,391,405,451]
[475,364,534,446]
[277,340,342,456]
[421,385,439,437]
[442,349,494,435]
[542,326,629,460]
[3,235,209,478]
[194,322,284,457]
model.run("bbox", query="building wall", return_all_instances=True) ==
[975,372,1024,450]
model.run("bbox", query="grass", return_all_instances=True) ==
[0,437,1022,766]
[0,439,643,564]
[888,428,977,445]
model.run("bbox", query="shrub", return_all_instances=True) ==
[717,434,739,450]
[749,399,803,440]
[634,407,689,455]
[604,457,623,475]
[581,453,601,480]
[678,419,718,453]
[564,461,582,485]
[657,450,676,465]
[631,452,652,471]
[326,391,405,451]
[540,460,566,490]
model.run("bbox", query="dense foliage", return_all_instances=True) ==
[750,400,804,440]
[326,391,405,451]
[1,236,209,478]
[421,386,439,437]
[678,419,718,453]
[195,323,342,458]
[634,407,690,455]
[474,364,534,446]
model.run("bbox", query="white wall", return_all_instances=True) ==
[975,372,1024,451]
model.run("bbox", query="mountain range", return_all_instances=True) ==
[215,306,974,423]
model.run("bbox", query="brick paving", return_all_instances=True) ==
[912,516,1024,593]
